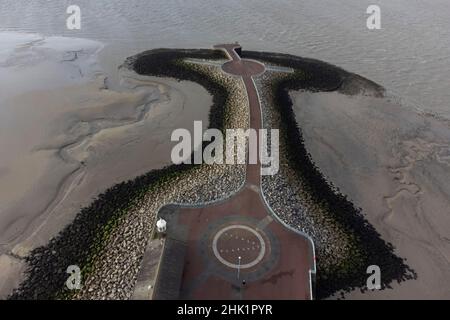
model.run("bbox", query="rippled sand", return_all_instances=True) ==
[292,91,450,299]
[0,33,212,298]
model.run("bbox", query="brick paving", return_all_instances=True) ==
[154,44,315,300]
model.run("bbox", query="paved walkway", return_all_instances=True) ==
[154,44,315,300]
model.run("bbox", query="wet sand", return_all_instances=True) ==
[0,33,212,298]
[2,35,448,299]
[292,91,450,299]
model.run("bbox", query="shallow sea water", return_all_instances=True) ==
[0,0,449,117]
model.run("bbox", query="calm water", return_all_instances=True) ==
[1,0,449,117]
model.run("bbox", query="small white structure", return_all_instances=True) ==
[156,218,167,234]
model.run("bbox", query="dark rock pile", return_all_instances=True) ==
[250,51,416,299]
[10,48,415,300]
[10,50,249,300]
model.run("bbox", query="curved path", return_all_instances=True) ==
[214,43,266,187]
[153,44,315,300]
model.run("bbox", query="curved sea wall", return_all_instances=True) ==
[10,48,415,300]
[10,49,249,299]
[246,50,416,298]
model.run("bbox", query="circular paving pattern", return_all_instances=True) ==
[212,224,266,269]
[221,59,265,77]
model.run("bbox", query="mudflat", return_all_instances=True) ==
[0,33,212,298]
[292,91,450,299]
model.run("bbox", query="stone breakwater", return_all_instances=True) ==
[247,50,416,299]
[10,48,415,300]
[255,71,355,275]
[10,51,249,300]
[73,63,249,300]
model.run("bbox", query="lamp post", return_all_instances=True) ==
[237,256,241,280]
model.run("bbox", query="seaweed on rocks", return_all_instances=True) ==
[124,48,229,131]
[9,164,192,300]
[242,50,384,96]
[244,51,416,298]
[10,49,230,300]
[10,48,414,300]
